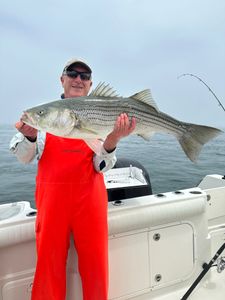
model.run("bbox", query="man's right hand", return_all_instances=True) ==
[15,120,37,141]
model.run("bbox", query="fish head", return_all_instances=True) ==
[21,103,78,136]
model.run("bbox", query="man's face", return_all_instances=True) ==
[60,66,92,98]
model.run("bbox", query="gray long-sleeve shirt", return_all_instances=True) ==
[10,131,117,172]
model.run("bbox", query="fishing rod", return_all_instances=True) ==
[178,73,225,112]
[180,242,225,300]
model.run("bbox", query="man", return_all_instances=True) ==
[10,58,136,300]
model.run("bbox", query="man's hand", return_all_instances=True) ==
[15,118,37,141]
[103,113,136,152]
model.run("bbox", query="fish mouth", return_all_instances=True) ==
[21,111,37,127]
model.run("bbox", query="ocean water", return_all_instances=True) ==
[0,124,224,208]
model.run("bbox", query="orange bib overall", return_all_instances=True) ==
[31,133,108,300]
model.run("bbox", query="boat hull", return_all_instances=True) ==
[0,175,225,299]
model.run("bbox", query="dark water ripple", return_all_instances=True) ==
[0,124,224,208]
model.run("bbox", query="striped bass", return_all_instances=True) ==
[21,82,223,162]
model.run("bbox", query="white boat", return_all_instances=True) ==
[0,160,225,300]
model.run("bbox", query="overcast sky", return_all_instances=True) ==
[1,0,225,128]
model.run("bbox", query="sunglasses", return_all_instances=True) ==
[63,70,91,81]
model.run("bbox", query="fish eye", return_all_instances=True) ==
[38,110,45,116]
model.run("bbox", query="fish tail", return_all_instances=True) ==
[178,124,223,162]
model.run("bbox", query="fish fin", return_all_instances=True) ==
[179,124,223,162]
[138,132,155,141]
[84,139,103,155]
[89,82,120,98]
[130,89,159,111]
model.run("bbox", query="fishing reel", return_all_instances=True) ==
[181,242,225,299]
[217,256,225,273]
